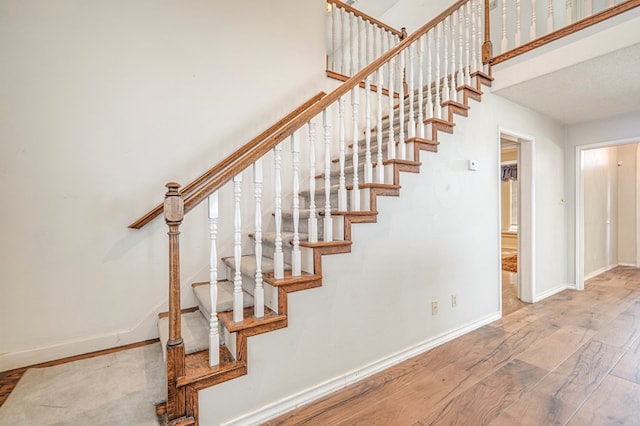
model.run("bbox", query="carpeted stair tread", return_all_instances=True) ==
[192,280,254,319]
[158,311,209,362]
[222,254,291,278]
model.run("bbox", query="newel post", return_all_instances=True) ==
[482,0,493,65]
[164,182,186,421]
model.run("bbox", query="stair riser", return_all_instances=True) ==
[281,216,324,236]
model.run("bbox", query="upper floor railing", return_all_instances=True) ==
[326,0,406,83]
[489,0,640,65]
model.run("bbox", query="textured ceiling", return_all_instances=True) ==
[493,43,640,124]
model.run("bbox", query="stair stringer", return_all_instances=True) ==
[163,73,494,426]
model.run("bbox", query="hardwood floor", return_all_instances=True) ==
[266,266,640,425]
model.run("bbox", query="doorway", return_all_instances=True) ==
[576,141,639,289]
[499,129,535,313]
[500,139,524,315]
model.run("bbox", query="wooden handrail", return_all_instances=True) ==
[182,0,469,214]
[129,91,326,229]
[328,0,406,39]
[490,0,640,66]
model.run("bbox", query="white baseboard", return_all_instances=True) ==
[584,264,619,281]
[222,311,501,426]
[0,301,165,372]
[532,284,570,302]
[617,262,638,267]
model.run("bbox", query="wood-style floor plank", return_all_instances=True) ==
[496,340,625,425]
[567,375,640,425]
[267,266,640,425]
[413,359,548,425]
[515,325,597,371]
[610,335,640,384]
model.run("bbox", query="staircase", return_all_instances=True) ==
[129,0,494,424]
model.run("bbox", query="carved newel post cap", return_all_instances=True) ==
[401,27,408,39]
[164,182,184,223]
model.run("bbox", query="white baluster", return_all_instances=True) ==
[366,17,371,68]
[399,49,406,160]
[253,160,264,318]
[442,17,450,104]
[584,0,593,18]
[548,0,555,33]
[417,35,425,139]
[566,0,573,25]
[434,22,442,120]
[232,173,243,323]
[515,0,522,46]
[341,7,346,75]
[331,5,337,72]
[450,12,457,102]
[351,89,360,211]
[208,192,220,366]
[465,2,472,86]
[376,66,385,183]
[364,75,373,183]
[357,18,362,73]
[471,0,478,73]
[323,109,333,241]
[291,133,301,276]
[273,145,284,279]
[426,31,434,122]
[388,54,397,160]
[501,0,508,52]
[349,11,355,75]
[407,45,415,144]
[531,0,537,41]
[308,120,318,243]
[338,97,347,211]
[476,0,483,73]
[457,8,464,103]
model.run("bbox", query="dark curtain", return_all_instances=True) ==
[501,164,517,181]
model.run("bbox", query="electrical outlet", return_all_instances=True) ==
[452,294,457,308]
[432,301,438,316]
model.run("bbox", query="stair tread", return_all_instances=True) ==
[158,310,209,360]
[222,254,291,276]
[192,280,254,318]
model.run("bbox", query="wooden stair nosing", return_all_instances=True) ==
[383,158,421,167]
[406,137,440,153]
[218,306,287,334]
[178,346,246,388]
[263,270,323,288]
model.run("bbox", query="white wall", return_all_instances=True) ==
[378,0,452,33]
[199,91,566,424]
[0,0,326,369]
[582,147,618,276]
[565,110,640,285]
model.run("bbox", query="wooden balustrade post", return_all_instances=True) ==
[482,0,493,64]
[164,182,186,421]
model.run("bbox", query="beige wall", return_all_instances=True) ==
[617,144,638,265]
